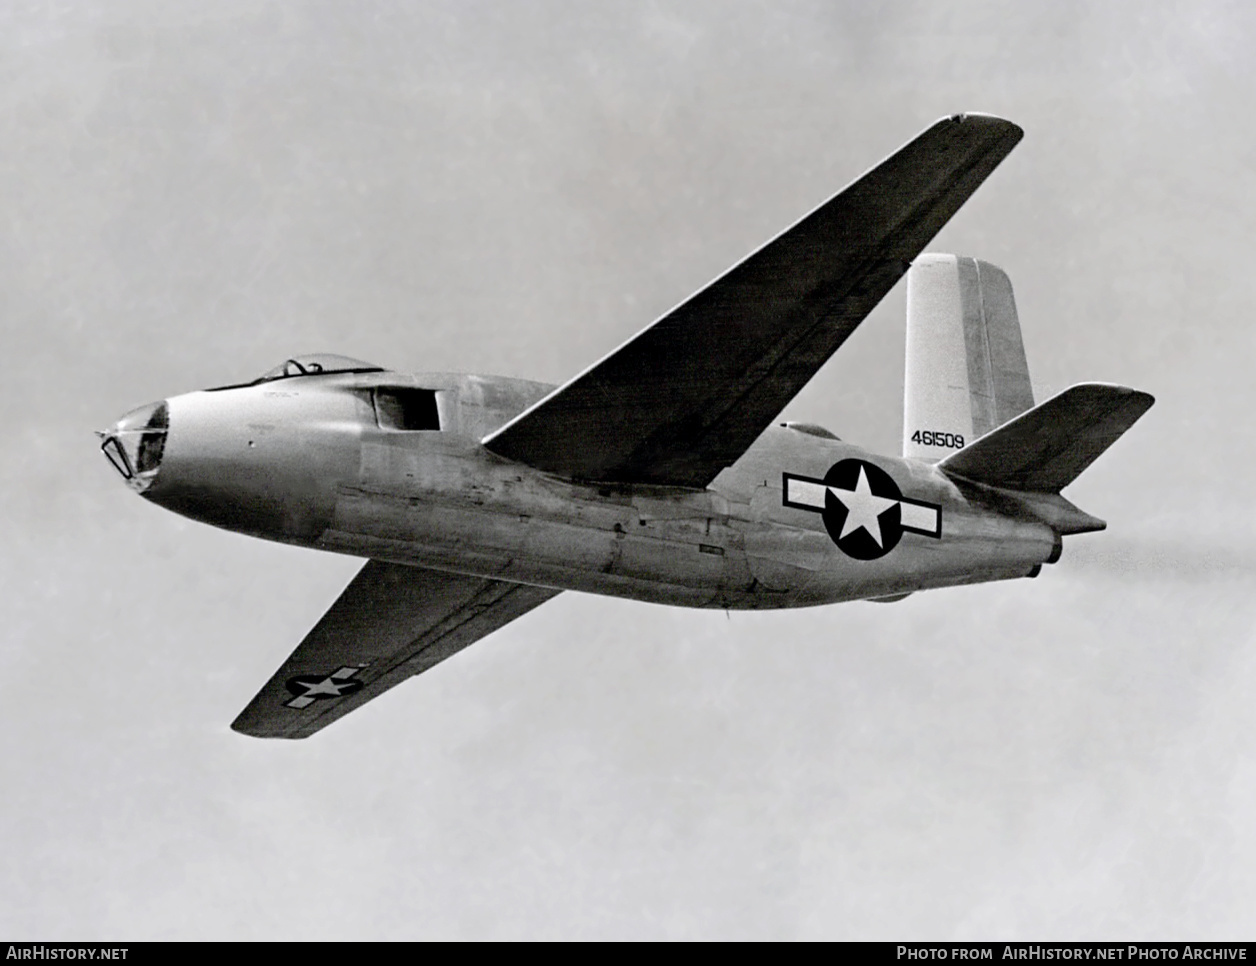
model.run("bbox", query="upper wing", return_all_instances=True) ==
[231,561,560,739]
[484,113,1023,488]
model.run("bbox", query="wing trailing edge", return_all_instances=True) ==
[484,113,1024,488]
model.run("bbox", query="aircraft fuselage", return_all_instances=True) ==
[96,116,1154,738]
[125,370,1057,610]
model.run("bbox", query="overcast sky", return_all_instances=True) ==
[4,0,1256,940]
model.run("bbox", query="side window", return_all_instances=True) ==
[374,388,441,431]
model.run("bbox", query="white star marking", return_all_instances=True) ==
[783,467,942,544]
[298,676,356,698]
[830,466,898,547]
[285,666,367,709]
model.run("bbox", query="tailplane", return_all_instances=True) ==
[937,383,1154,493]
[903,254,1034,461]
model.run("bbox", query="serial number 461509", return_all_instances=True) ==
[911,430,964,449]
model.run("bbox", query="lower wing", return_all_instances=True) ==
[231,560,560,739]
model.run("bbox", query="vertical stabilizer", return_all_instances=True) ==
[903,254,1034,460]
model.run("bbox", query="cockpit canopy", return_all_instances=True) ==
[207,354,385,392]
[255,354,384,382]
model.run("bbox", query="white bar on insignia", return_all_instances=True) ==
[786,477,828,509]
[900,501,940,534]
[331,667,357,679]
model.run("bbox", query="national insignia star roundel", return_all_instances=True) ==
[283,666,367,709]
[821,459,905,559]
[782,458,944,561]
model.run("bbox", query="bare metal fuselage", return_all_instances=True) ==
[137,370,1057,609]
[94,117,1153,738]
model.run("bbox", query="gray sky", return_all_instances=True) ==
[4,0,1255,940]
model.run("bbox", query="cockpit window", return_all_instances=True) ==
[205,354,385,392]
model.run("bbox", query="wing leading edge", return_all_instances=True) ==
[484,113,1023,488]
[232,561,560,739]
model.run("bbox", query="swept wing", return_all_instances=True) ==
[232,561,560,739]
[484,114,1023,488]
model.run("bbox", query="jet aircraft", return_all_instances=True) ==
[99,114,1153,738]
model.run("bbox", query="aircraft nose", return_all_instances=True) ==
[99,400,168,493]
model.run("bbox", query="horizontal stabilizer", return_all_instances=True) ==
[937,383,1154,492]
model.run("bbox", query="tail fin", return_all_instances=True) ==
[937,383,1154,492]
[903,254,1035,460]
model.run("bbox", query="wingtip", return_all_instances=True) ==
[946,112,1024,141]
[229,714,304,739]
[1115,385,1156,411]
[229,717,260,738]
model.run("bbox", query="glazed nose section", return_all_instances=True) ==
[99,400,168,493]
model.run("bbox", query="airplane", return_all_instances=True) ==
[98,114,1153,739]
